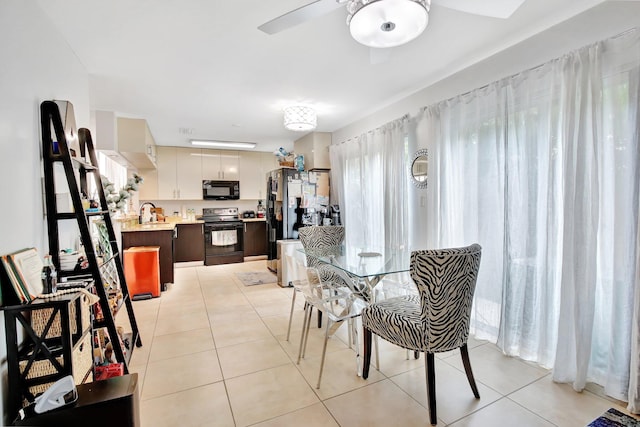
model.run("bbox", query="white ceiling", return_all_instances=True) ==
[35,0,631,153]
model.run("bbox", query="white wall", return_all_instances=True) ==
[0,1,90,424]
[330,1,640,249]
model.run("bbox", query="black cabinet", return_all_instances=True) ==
[174,223,205,262]
[244,221,268,257]
[14,373,140,427]
[2,291,94,420]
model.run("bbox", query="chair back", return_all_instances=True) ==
[410,244,482,352]
[298,226,345,271]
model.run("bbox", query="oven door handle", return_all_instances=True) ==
[206,223,243,231]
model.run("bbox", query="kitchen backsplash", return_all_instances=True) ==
[141,199,263,218]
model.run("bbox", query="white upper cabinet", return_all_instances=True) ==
[137,168,158,200]
[148,147,277,200]
[239,151,279,200]
[116,117,157,169]
[156,146,202,200]
[239,152,262,200]
[293,132,331,170]
[156,147,178,200]
[201,150,239,180]
[176,148,203,199]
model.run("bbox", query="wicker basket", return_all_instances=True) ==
[31,294,91,339]
[19,332,93,398]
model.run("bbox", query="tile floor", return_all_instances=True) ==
[117,260,637,427]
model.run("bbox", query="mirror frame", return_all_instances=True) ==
[409,148,429,189]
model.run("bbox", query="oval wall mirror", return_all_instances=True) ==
[409,149,429,189]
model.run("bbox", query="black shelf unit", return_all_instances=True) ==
[1,291,93,420]
[40,101,141,376]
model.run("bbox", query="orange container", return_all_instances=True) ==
[123,246,161,299]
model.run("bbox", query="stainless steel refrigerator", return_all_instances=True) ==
[266,168,330,272]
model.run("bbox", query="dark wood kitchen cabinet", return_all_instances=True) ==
[175,223,205,262]
[243,221,268,257]
[121,229,174,291]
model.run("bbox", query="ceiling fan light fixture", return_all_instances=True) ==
[283,105,317,132]
[347,0,430,48]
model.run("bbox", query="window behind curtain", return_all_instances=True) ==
[88,152,127,200]
[417,28,640,405]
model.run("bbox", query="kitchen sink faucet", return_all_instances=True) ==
[139,202,156,224]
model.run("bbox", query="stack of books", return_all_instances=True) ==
[0,248,44,305]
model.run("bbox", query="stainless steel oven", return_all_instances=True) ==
[202,207,244,265]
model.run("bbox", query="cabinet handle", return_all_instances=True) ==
[244,223,247,233]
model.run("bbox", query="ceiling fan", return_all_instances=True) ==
[259,0,526,49]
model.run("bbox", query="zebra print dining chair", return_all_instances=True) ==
[361,243,482,426]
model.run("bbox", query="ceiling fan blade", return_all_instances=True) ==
[434,0,526,19]
[258,0,345,35]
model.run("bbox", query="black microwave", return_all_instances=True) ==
[202,180,240,200]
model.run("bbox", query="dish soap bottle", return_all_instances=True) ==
[257,200,265,218]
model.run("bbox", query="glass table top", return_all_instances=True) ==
[298,245,411,279]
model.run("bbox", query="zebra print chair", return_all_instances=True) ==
[361,244,482,426]
[286,226,346,341]
[298,226,345,285]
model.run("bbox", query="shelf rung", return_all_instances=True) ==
[55,210,109,220]
[86,210,109,217]
[71,157,97,171]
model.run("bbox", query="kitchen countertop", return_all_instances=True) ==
[120,216,205,232]
[121,222,176,232]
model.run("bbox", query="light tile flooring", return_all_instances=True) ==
[117,260,637,427]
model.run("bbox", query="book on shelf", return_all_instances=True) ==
[0,248,44,304]
[10,248,44,299]
[1,255,31,303]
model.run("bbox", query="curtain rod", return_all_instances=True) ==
[334,113,410,145]
[420,26,638,112]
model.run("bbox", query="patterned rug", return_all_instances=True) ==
[235,271,277,286]
[588,408,640,426]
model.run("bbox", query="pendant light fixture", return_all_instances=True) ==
[347,0,430,48]
[283,105,317,132]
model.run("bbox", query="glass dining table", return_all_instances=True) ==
[298,245,411,289]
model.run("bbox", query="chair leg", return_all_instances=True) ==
[425,353,437,425]
[460,344,480,398]
[362,326,372,379]
[316,319,331,388]
[301,305,314,359]
[350,318,361,377]
[297,305,312,364]
[373,332,380,370]
[286,289,297,341]
[317,310,323,328]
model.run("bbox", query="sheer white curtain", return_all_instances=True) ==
[416,28,640,410]
[330,117,409,250]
